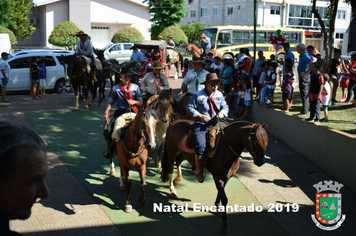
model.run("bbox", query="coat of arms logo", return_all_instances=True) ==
[311,180,346,230]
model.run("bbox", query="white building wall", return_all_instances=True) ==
[69,0,91,34]
[46,0,69,48]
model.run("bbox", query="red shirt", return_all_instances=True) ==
[348,61,356,81]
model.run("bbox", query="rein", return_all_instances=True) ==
[69,58,86,79]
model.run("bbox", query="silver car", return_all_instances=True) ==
[101,43,133,62]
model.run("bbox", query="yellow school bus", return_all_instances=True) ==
[202,25,305,60]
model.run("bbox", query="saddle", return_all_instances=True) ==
[111,112,136,142]
[77,55,102,73]
[179,124,227,158]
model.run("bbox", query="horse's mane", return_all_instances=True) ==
[225,121,268,150]
[158,89,173,103]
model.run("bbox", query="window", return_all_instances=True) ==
[8,57,31,69]
[188,0,193,4]
[217,32,231,45]
[288,4,328,29]
[335,33,344,39]
[227,7,233,16]
[40,56,56,67]
[232,31,249,43]
[337,10,346,20]
[212,7,218,17]
[123,44,133,50]
[190,10,196,18]
[250,32,267,43]
[270,5,280,15]
[201,8,207,17]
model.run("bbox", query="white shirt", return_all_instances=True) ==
[267,72,276,89]
[211,63,224,76]
[0,59,10,79]
[75,38,94,56]
[258,71,266,84]
[322,82,331,106]
[140,71,169,95]
[183,69,209,94]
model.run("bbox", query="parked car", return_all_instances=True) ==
[6,49,74,93]
[341,51,356,61]
[101,43,133,62]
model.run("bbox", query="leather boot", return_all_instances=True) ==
[102,139,111,159]
[195,154,204,183]
[91,70,98,82]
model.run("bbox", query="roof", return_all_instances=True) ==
[133,40,167,50]
[33,0,62,6]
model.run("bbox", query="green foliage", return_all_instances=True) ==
[143,0,186,38]
[48,21,81,50]
[0,25,17,46]
[0,0,35,40]
[111,26,144,43]
[159,25,187,46]
[180,21,207,44]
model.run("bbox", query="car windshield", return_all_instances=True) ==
[101,44,113,50]
[202,28,218,49]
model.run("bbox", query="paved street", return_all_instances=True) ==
[1,68,355,235]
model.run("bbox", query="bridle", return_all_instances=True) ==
[68,57,86,79]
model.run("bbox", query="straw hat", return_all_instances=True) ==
[75,31,89,37]
[201,33,207,38]
[200,73,224,84]
[149,61,166,69]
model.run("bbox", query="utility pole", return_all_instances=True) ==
[254,0,257,61]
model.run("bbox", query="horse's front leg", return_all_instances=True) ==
[75,94,79,110]
[173,153,183,186]
[109,157,116,177]
[148,149,155,167]
[214,179,228,233]
[156,137,165,173]
[174,62,179,80]
[137,164,147,207]
[121,167,132,213]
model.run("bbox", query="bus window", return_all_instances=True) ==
[217,31,231,46]
[250,32,267,43]
[284,32,299,44]
[232,31,249,44]
[203,28,218,49]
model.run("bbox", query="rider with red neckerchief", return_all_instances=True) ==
[102,67,143,159]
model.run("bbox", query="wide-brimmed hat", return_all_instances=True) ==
[167,35,173,38]
[120,67,134,75]
[201,33,207,38]
[75,31,88,37]
[192,58,205,64]
[130,45,138,50]
[222,54,233,60]
[200,73,224,85]
[158,36,163,39]
[149,61,166,69]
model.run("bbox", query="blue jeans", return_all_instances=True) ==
[192,117,219,155]
[260,86,269,104]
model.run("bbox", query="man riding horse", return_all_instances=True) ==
[75,31,98,82]
[102,67,143,159]
[186,73,229,183]
[166,35,175,64]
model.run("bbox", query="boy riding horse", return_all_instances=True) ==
[166,35,175,65]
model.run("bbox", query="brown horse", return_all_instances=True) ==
[186,43,203,59]
[161,120,268,232]
[147,89,175,173]
[209,49,222,59]
[166,49,183,79]
[109,105,158,213]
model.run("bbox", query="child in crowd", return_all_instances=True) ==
[234,48,249,78]
[284,58,295,106]
[38,60,47,95]
[242,82,252,119]
[281,63,293,113]
[306,62,324,123]
[270,54,275,62]
[321,73,331,122]
[235,78,246,117]
[211,57,224,76]
[340,59,350,102]
[346,53,356,104]
[259,61,271,105]
[182,58,189,78]
[225,77,239,108]
[256,63,266,101]
[265,62,277,108]
[204,60,216,73]
[277,59,283,87]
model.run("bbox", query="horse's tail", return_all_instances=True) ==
[178,52,184,71]
[161,142,170,183]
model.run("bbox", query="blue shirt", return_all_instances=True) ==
[130,51,144,61]
[186,89,229,123]
[108,83,143,109]
[222,66,233,85]
[39,66,46,79]
[298,51,313,74]
[252,58,266,76]
[200,37,211,50]
[166,40,175,48]
[283,50,295,75]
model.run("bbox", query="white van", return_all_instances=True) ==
[0,33,11,54]
[6,49,74,93]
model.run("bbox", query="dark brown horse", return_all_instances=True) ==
[109,105,158,213]
[161,120,268,232]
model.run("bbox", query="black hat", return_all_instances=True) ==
[1,52,10,57]
[130,45,138,50]
[120,67,134,75]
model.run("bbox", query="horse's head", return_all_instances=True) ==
[97,50,105,61]
[156,88,173,123]
[141,104,159,151]
[244,123,268,167]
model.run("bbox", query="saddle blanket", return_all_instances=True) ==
[111,112,136,142]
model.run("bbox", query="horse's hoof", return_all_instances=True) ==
[74,107,79,111]
[110,170,116,177]
[157,167,162,174]
[137,199,145,207]
[125,205,133,213]
[149,160,155,167]
[85,106,89,110]
[170,192,179,199]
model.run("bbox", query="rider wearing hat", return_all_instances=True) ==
[186,73,229,183]
[141,61,169,103]
[102,67,143,159]
[166,35,175,64]
[75,31,97,81]
[200,33,211,57]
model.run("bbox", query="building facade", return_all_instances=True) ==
[183,0,352,55]
[18,0,151,49]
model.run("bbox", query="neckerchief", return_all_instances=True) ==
[153,72,165,87]
[204,88,219,116]
[168,39,173,44]
[119,82,138,113]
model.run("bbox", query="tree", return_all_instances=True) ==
[0,0,35,40]
[0,25,17,46]
[311,0,339,63]
[159,25,187,46]
[143,0,186,38]
[181,21,207,44]
[111,26,144,43]
[48,21,81,50]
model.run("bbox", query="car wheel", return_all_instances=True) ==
[55,79,71,93]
